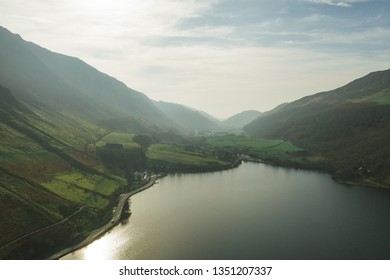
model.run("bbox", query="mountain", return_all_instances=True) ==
[0,26,183,259]
[0,26,174,133]
[223,110,262,128]
[154,101,220,131]
[244,69,390,187]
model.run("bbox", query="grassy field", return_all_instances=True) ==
[206,135,327,168]
[147,144,227,166]
[41,179,109,210]
[371,94,390,105]
[207,134,302,156]
[55,172,122,196]
[39,170,126,210]
[96,132,140,148]
[350,89,390,105]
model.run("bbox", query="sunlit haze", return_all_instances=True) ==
[0,0,389,118]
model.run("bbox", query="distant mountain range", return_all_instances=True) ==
[154,101,262,131]
[0,26,261,134]
[153,101,220,131]
[245,69,390,186]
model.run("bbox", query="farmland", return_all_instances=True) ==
[207,134,301,158]
[96,132,140,149]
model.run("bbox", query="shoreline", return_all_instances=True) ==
[48,175,158,260]
[246,156,390,191]
[48,158,389,260]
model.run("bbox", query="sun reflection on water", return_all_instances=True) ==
[82,235,114,260]
[79,222,143,260]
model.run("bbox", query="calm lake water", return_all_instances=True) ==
[63,162,390,260]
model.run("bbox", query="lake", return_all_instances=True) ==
[62,162,390,260]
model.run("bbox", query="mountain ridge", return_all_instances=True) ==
[244,68,390,187]
[0,26,174,131]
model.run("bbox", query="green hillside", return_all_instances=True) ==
[245,69,390,187]
[0,84,132,258]
[0,26,178,258]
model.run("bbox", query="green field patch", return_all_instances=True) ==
[96,132,140,148]
[349,89,390,105]
[207,134,283,149]
[245,143,300,162]
[147,144,226,166]
[41,178,109,210]
[371,94,390,105]
[40,170,125,209]
[55,171,121,196]
[207,135,301,157]
[207,135,292,152]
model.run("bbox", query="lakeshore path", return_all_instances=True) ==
[48,175,157,260]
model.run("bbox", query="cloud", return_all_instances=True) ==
[98,42,389,118]
[303,0,368,7]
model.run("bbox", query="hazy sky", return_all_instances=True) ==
[0,0,389,118]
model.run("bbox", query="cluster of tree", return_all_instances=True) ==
[97,143,147,184]
[151,130,190,145]
[133,134,153,148]
[147,158,230,174]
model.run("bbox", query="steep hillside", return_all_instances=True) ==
[154,101,220,131]
[245,69,390,187]
[223,110,262,128]
[0,26,174,132]
[0,26,178,258]
[0,83,132,258]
